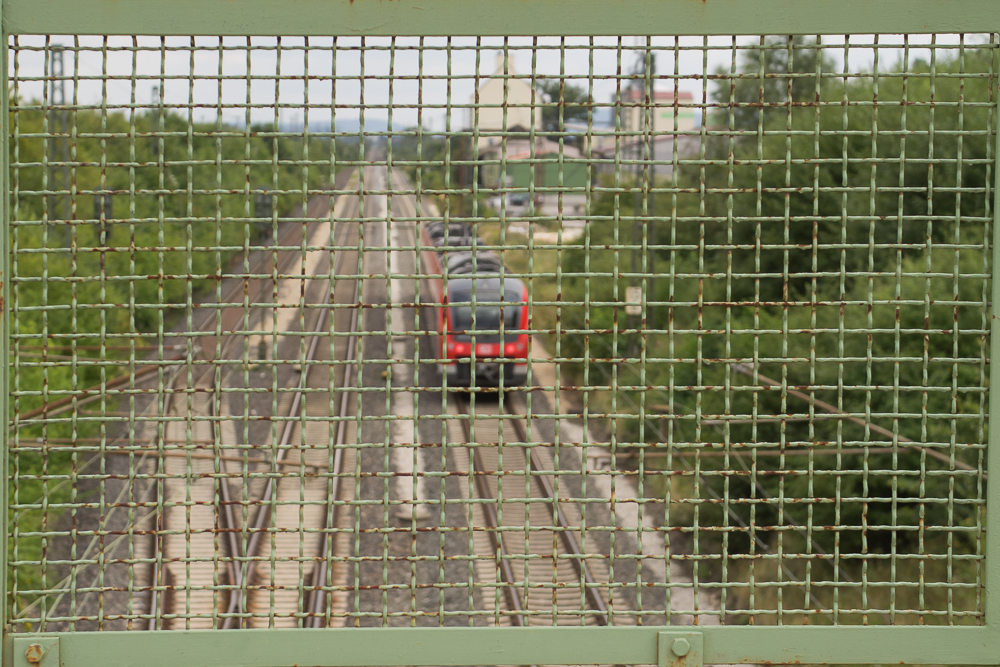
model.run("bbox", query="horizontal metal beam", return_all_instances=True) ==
[4,0,1000,36]
[5,626,999,667]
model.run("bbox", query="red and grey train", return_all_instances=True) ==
[420,221,529,386]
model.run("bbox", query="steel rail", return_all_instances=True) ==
[454,395,529,627]
[306,165,412,626]
[303,195,364,628]
[304,301,360,628]
[134,191,345,629]
[501,397,610,626]
[303,195,364,627]
[148,195,339,629]
[223,198,360,629]
[13,195,342,630]
[145,388,174,630]
[220,286,334,629]
[209,199,333,366]
[211,399,247,621]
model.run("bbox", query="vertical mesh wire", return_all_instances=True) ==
[6,34,994,631]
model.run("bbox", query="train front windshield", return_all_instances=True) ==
[448,279,523,343]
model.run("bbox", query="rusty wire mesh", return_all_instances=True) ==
[6,34,994,631]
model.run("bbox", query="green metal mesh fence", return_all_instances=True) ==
[6,33,994,633]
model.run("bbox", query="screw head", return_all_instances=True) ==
[671,638,691,658]
[25,644,43,664]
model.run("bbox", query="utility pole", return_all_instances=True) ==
[624,43,662,432]
[627,44,658,353]
[628,56,640,287]
[48,46,70,246]
[151,83,162,157]
[645,49,657,332]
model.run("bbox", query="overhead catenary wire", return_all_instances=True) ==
[729,362,982,476]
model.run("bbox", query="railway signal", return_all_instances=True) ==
[254,187,274,238]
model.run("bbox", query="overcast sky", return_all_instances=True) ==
[8,34,982,133]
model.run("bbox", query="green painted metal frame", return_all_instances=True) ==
[3,626,999,667]
[1,0,998,664]
[0,0,997,37]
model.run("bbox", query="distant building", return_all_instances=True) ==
[592,89,699,180]
[620,89,697,136]
[473,52,585,191]
[472,52,543,154]
[478,138,587,192]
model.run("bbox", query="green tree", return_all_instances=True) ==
[556,39,995,584]
[7,99,350,606]
[536,78,591,134]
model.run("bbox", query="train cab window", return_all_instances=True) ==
[448,281,523,342]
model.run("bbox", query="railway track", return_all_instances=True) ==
[148,171,365,629]
[130,163,645,631]
[18,167,748,636]
[451,393,631,627]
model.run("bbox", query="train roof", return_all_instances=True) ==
[423,220,506,276]
[445,276,525,299]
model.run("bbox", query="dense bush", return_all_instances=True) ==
[557,40,993,602]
